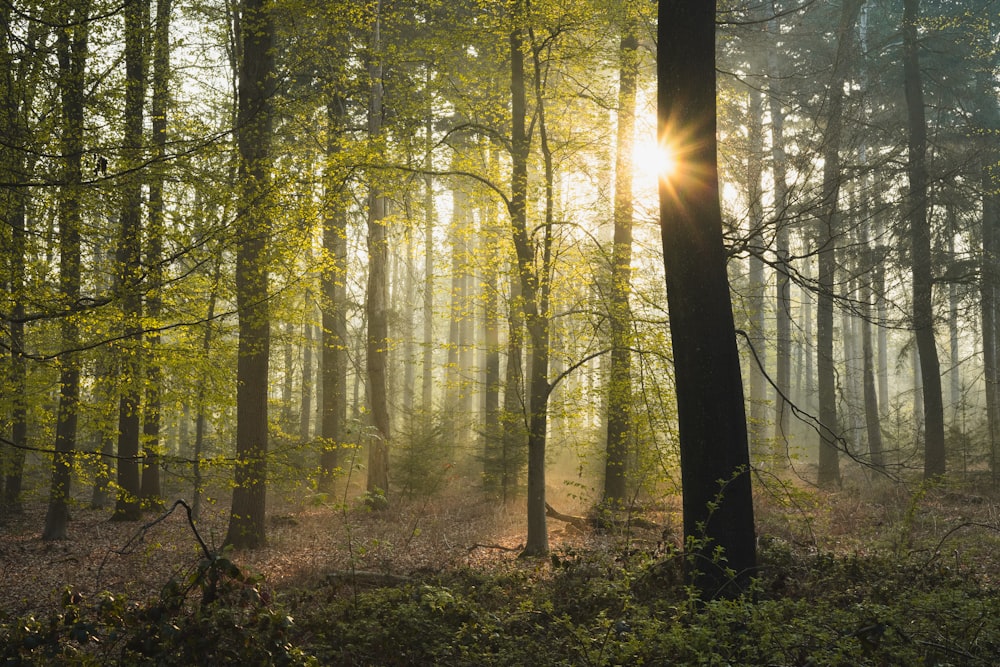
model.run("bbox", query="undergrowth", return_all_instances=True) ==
[3,536,998,665]
[3,485,1000,665]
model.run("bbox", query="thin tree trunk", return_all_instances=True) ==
[746,83,767,459]
[365,1,390,498]
[767,5,791,467]
[603,15,638,506]
[319,83,350,493]
[142,0,170,508]
[192,257,223,522]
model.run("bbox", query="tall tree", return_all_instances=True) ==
[603,2,639,506]
[816,0,863,489]
[225,0,275,549]
[141,0,172,508]
[113,0,149,521]
[365,0,391,499]
[43,0,90,540]
[767,5,792,467]
[1,11,45,513]
[318,35,350,494]
[658,0,756,596]
[903,0,946,478]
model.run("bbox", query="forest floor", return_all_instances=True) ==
[0,482,663,618]
[3,471,1000,663]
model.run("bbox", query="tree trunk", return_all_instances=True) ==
[903,0,946,479]
[603,16,639,506]
[43,1,89,540]
[192,257,222,522]
[976,60,1000,486]
[658,0,756,597]
[767,7,792,467]
[365,1,390,498]
[225,0,274,549]
[746,83,767,460]
[319,85,350,493]
[1,13,43,513]
[142,0,171,509]
[507,10,552,556]
[817,0,863,489]
[111,0,147,521]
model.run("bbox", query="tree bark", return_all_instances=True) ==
[658,0,756,597]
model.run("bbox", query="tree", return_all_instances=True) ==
[816,0,863,489]
[658,0,755,596]
[225,0,276,549]
[43,0,90,541]
[903,0,946,479]
[365,0,391,499]
[141,0,172,507]
[766,4,792,467]
[113,0,149,522]
[603,0,640,507]
[1,7,45,513]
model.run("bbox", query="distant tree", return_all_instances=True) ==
[816,0,863,489]
[657,0,756,596]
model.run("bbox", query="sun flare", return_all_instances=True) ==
[633,138,678,181]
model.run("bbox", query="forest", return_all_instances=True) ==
[3,0,1000,663]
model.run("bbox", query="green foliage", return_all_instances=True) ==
[2,538,999,665]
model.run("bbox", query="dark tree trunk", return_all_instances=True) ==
[658,0,755,597]
[43,1,89,540]
[976,56,1000,486]
[1,13,43,513]
[112,0,147,521]
[603,17,639,506]
[225,0,274,549]
[903,0,946,479]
